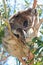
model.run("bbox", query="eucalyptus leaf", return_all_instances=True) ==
[38,9,42,16]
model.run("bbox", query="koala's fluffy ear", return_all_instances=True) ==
[32,9,38,15]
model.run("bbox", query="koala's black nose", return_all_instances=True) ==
[23,20,28,27]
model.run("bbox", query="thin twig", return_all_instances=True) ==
[2,0,8,19]
[0,55,10,62]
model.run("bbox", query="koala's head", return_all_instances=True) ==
[9,8,38,38]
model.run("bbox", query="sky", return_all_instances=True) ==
[38,0,43,4]
[0,0,43,14]
[0,0,43,4]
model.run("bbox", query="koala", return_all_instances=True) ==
[9,8,38,44]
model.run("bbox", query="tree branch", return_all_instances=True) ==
[33,0,37,8]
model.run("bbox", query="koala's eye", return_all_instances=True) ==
[23,20,28,27]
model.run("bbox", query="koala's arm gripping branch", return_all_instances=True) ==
[26,18,43,42]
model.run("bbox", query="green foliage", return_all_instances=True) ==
[40,29,43,34]
[32,37,38,43]
[33,61,43,65]
[0,0,11,44]
[25,0,30,8]
[0,0,11,19]
[0,24,5,44]
[38,9,42,16]
[25,0,29,5]
[14,9,16,13]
